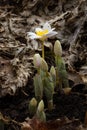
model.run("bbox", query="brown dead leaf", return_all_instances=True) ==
[79,66,87,83]
[21,117,84,130]
[0,25,4,33]
[21,122,33,130]
[0,47,33,97]
[68,70,83,86]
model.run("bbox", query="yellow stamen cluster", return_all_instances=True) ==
[36,29,48,36]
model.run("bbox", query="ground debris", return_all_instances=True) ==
[0,0,87,129]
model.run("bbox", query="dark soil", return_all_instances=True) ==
[0,84,87,129]
[47,93,87,122]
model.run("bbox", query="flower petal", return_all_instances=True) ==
[50,28,55,31]
[27,32,41,39]
[35,28,43,33]
[27,32,36,36]
[43,22,51,31]
[45,28,56,34]
[46,31,58,37]
[30,35,41,39]
[32,40,39,50]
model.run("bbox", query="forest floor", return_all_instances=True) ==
[0,0,87,130]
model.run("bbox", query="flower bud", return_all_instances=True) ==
[50,66,56,77]
[50,66,56,86]
[54,40,62,56]
[36,100,46,122]
[33,54,41,69]
[29,98,37,116]
[29,98,37,107]
[41,58,48,72]
[37,100,44,112]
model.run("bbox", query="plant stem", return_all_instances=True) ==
[42,41,44,59]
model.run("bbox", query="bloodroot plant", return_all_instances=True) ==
[27,22,69,122]
[54,40,69,90]
[33,54,54,111]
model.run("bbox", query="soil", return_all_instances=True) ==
[0,84,87,129]
[0,0,87,130]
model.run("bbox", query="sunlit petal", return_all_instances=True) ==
[27,32,41,39]
[27,32,36,36]
[51,28,55,31]
[46,31,58,37]
[46,28,56,34]
[30,36,41,39]
[43,22,51,31]
[35,28,43,33]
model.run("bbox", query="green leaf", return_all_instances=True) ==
[34,74,43,101]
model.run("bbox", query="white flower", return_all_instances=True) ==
[27,22,57,41]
